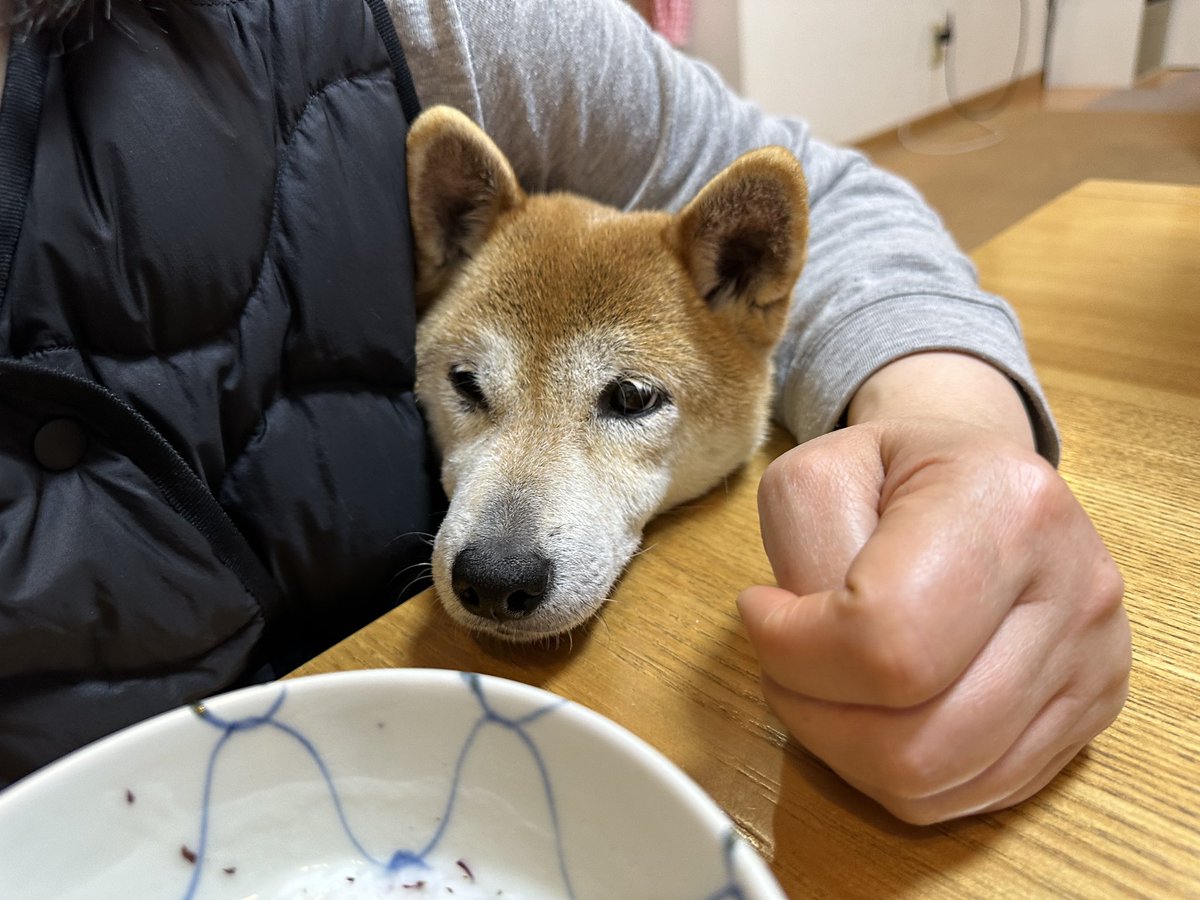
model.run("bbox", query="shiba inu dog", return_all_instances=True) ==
[408,106,808,642]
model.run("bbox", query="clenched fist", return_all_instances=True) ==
[739,353,1130,824]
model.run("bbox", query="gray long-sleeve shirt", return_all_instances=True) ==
[388,0,1058,462]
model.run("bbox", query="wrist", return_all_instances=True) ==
[847,351,1036,451]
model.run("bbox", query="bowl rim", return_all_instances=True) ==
[0,667,784,898]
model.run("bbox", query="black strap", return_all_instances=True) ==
[365,0,421,123]
[0,32,47,304]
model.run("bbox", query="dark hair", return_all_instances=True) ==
[6,0,98,32]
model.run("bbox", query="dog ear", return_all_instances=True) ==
[674,147,808,346]
[407,105,525,309]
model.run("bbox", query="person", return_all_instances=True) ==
[0,0,1129,824]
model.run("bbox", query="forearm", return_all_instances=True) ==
[768,151,1058,462]
[847,351,1037,451]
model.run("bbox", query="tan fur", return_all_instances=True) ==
[407,105,808,641]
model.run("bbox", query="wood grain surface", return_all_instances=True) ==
[294,180,1200,897]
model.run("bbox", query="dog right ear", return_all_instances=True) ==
[406,106,525,310]
[673,147,808,347]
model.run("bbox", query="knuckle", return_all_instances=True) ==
[877,738,957,803]
[850,608,946,707]
[873,652,942,708]
[1010,452,1064,522]
[760,446,825,499]
[1099,669,1131,725]
[1095,554,1127,609]
[1078,552,1127,629]
[757,452,831,529]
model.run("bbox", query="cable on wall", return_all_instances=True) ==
[896,0,1029,156]
[946,0,1029,121]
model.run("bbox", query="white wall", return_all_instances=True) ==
[688,0,744,91]
[1044,0,1145,87]
[1165,0,1200,66]
[685,1,1048,144]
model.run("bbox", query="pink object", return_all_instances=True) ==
[651,0,692,47]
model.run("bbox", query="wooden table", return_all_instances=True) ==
[295,180,1200,897]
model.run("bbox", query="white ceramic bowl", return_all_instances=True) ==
[0,668,784,899]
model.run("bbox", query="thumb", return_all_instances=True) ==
[737,584,805,643]
[736,581,844,693]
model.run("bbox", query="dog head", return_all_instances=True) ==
[408,105,807,641]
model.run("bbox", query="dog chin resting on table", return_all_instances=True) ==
[407,105,809,643]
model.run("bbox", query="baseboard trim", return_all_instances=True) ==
[854,72,1043,151]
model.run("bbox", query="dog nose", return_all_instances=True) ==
[451,542,553,621]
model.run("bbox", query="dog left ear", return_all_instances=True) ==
[674,147,808,346]
[407,105,526,309]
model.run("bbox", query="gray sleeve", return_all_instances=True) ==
[388,0,1059,463]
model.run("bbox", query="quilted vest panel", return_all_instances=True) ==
[0,0,440,784]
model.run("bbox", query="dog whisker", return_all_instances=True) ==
[386,530,437,548]
[658,497,715,515]
[388,557,434,596]
[594,610,615,645]
[386,561,433,588]
[393,572,434,599]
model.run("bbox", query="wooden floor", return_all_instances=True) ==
[856,70,1200,251]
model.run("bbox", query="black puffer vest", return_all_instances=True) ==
[0,0,441,785]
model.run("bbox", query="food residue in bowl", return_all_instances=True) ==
[267,857,518,899]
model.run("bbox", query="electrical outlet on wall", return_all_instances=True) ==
[931,11,954,68]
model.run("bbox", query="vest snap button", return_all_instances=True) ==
[33,418,89,471]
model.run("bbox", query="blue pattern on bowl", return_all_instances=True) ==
[179,671,749,899]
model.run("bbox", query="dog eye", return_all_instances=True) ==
[449,365,488,409]
[603,378,665,418]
